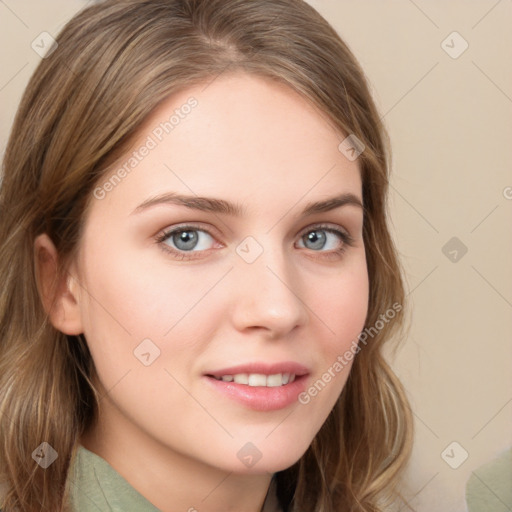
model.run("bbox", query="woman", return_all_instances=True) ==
[0,0,413,510]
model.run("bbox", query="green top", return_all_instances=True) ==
[66,444,283,512]
[465,446,512,512]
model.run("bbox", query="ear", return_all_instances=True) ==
[34,233,84,335]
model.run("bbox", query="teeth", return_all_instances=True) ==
[266,374,283,387]
[248,374,267,387]
[233,373,249,385]
[215,373,296,387]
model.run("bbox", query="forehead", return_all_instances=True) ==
[92,72,362,218]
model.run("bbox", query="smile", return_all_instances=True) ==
[210,373,297,387]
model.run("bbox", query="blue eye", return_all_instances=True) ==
[298,228,345,251]
[158,227,215,255]
[155,223,354,261]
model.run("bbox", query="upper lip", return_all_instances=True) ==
[205,362,310,378]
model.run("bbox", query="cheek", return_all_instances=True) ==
[303,257,369,401]
[77,237,228,377]
[80,240,191,338]
[316,259,369,351]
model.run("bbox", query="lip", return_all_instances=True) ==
[203,361,310,412]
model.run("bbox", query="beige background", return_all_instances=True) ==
[1,1,511,511]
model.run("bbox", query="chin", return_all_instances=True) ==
[224,435,312,475]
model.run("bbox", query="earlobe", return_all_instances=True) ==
[34,233,84,336]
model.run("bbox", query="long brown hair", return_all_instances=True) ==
[0,1,413,510]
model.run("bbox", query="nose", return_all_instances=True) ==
[230,242,309,339]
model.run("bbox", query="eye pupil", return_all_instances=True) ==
[173,230,198,250]
[304,230,326,250]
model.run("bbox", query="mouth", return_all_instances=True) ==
[203,362,310,411]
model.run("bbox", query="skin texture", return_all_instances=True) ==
[35,72,369,512]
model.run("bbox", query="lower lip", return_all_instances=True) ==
[203,375,308,411]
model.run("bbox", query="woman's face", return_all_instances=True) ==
[72,72,368,474]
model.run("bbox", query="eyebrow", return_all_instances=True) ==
[130,191,363,217]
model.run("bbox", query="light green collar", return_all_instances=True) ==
[66,444,282,512]
[66,444,160,511]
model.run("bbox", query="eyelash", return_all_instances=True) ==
[155,223,355,261]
